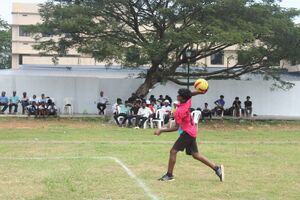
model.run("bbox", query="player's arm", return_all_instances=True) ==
[191,89,208,97]
[154,125,179,136]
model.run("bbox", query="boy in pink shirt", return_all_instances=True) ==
[154,88,224,182]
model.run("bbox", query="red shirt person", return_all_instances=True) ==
[154,88,224,182]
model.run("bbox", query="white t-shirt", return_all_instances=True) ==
[99,96,109,104]
[137,107,152,118]
[161,105,171,114]
[30,98,38,103]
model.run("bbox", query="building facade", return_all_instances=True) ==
[11,3,240,69]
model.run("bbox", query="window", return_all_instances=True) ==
[211,51,224,65]
[19,55,23,65]
[19,26,31,37]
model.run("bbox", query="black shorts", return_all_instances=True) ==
[172,132,198,155]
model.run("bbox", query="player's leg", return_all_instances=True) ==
[167,148,178,176]
[158,133,188,181]
[158,148,178,181]
[113,114,121,126]
[190,143,224,182]
[192,152,216,170]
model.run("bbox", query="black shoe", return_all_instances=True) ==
[158,174,175,181]
[215,165,224,182]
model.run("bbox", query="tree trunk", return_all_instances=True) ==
[135,64,160,97]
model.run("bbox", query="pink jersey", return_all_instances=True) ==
[174,99,197,138]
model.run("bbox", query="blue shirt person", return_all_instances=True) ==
[0,91,9,113]
[8,91,20,114]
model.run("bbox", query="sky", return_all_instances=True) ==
[0,0,300,24]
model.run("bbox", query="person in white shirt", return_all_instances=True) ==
[135,101,152,129]
[20,92,29,115]
[27,95,38,116]
[161,100,172,124]
[97,91,109,115]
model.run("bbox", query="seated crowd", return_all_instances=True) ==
[111,93,174,129]
[0,91,57,117]
[109,93,253,128]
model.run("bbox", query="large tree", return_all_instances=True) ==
[0,18,11,69]
[32,0,300,95]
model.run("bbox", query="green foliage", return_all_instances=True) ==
[0,18,11,69]
[30,0,300,93]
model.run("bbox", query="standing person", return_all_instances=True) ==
[232,97,242,117]
[20,92,29,115]
[9,91,20,114]
[154,88,224,182]
[97,91,109,115]
[0,91,9,114]
[244,96,252,117]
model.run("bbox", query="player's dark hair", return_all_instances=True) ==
[178,88,192,101]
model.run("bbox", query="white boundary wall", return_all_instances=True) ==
[0,73,300,116]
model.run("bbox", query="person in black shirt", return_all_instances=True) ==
[232,97,241,117]
[202,103,212,120]
[128,93,137,104]
[127,100,141,127]
[165,95,172,105]
[244,96,252,117]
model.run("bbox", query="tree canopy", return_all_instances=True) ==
[32,0,300,95]
[0,18,11,69]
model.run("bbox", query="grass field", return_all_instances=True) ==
[0,118,299,200]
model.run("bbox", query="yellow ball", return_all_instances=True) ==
[194,79,209,92]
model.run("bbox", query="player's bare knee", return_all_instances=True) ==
[192,152,199,159]
[170,148,177,155]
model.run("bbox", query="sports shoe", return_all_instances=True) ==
[158,174,175,181]
[215,165,224,182]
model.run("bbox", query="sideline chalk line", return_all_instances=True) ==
[0,140,299,145]
[0,156,160,200]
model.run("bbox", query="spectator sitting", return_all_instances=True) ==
[112,98,122,116]
[20,92,29,115]
[97,91,109,115]
[147,100,155,118]
[213,95,225,116]
[8,91,20,114]
[161,100,172,124]
[135,101,152,129]
[38,94,48,116]
[171,101,179,119]
[157,95,165,107]
[113,99,129,127]
[0,91,9,114]
[128,93,137,104]
[127,100,141,127]
[202,103,212,120]
[232,97,242,117]
[138,95,146,102]
[151,100,158,112]
[244,96,253,117]
[165,95,172,105]
[47,98,58,116]
[149,95,156,103]
[27,95,38,116]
